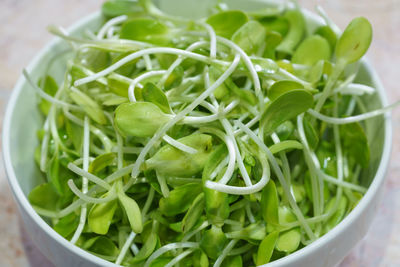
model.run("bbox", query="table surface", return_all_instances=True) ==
[0,0,399,266]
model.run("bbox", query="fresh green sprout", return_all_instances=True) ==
[25,0,398,266]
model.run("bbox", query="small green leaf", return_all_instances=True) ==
[102,0,143,18]
[193,250,209,267]
[145,134,213,177]
[292,35,331,66]
[263,31,283,59]
[29,183,59,210]
[226,222,266,241]
[251,57,279,74]
[83,236,119,258]
[120,18,170,45]
[69,88,107,125]
[303,116,319,150]
[117,182,143,233]
[47,155,74,196]
[232,21,266,55]
[88,152,116,174]
[202,144,228,181]
[159,183,202,216]
[335,17,372,64]
[276,228,301,253]
[206,10,248,39]
[225,78,257,105]
[315,25,337,50]
[261,90,314,136]
[260,180,279,225]
[278,206,297,224]
[163,66,183,90]
[259,17,289,37]
[204,184,230,227]
[340,122,370,168]
[268,80,304,101]
[222,255,243,267]
[182,192,205,232]
[269,140,303,154]
[142,82,172,114]
[53,213,79,238]
[324,196,348,232]
[256,231,279,265]
[200,226,227,259]
[133,231,157,262]
[275,121,294,141]
[88,191,118,235]
[276,9,305,54]
[114,102,171,138]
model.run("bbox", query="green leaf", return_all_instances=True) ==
[142,82,172,114]
[83,236,119,258]
[206,10,248,39]
[47,155,74,196]
[208,66,229,100]
[224,78,257,105]
[226,222,266,241]
[53,213,79,238]
[292,35,331,66]
[69,88,107,125]
[261,90,314,136]
[324,196,348,232]
[193,250,209,267]
[163,66,183,90]
[114,102,171,138]
[88,152,116,174]
[260,180,279,225]
[276,228,301,253]
[38,75,58,115]
[269,140,303,154]
[182,192,205,232]
[107,73,132,98]
[276,9,305,54]
[251,57,279,74]
[278,206,297,224]
[315,25,337,50]
[275,121,294,141]
[204,184,230,227]
[120,18,170,45]
[88,191,118,234]
[335,17,372,64]
[159,183,202,216]
[340,122,370,168]
[65,119,83,151]
[133,231,157,262]
[222,255,243,267]
[29,183,60,210]
[259,17,289,37]
[200,226,227,259]
[232,21,266,55]
[145,134,213,177]
[256,231,279,265]
[202,144,228,181]
[303,116,319,150]
[117,182,143,233]
[102,0,143,18]
[263,31,282,59]
[268,80,304,101]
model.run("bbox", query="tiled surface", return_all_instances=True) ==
[0,0,399,266]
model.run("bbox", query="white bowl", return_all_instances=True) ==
[2,1,392,266]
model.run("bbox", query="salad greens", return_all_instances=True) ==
[25,0,397,266]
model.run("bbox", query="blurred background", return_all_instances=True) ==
[0,0,399,266]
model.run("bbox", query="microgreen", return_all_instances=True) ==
[25,0,397,266]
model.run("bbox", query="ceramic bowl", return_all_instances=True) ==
[2,0,392,266]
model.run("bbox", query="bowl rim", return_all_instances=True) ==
[2,7,393,267]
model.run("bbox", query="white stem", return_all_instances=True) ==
[307,101,398,124]
[144,242,199,267]
[97,15,128,39]
[115,232,136,265]
[68,163,111,190]
[74,47,228,86]
[163,134,198,154]
[128,70,167,102]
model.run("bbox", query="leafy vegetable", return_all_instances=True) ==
[26,0,392,266]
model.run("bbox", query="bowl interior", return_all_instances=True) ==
[4,0,389,265]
